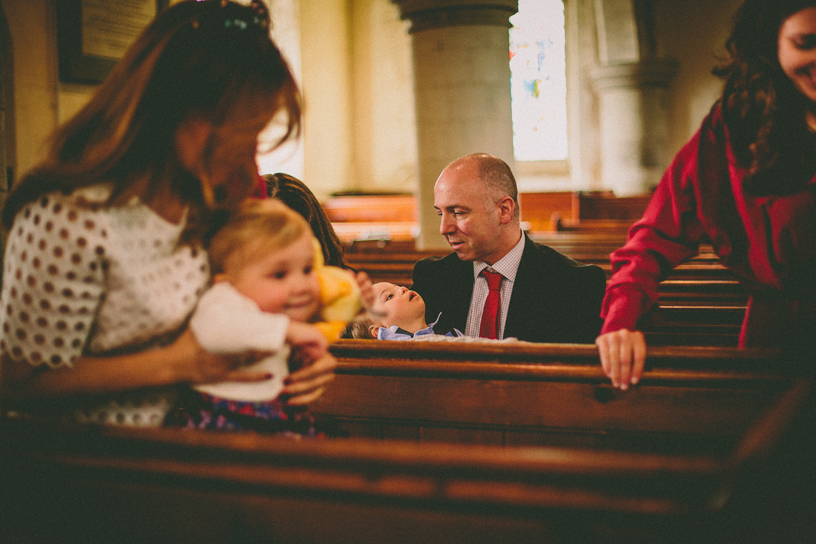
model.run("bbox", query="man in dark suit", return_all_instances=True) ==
[411,153,606,343]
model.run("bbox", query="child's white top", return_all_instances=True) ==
[0,184,210,426]
[190,282,290,402]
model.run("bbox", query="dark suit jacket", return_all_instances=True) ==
[411,234,607,344]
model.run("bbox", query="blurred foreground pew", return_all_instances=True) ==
[1,343,813,543]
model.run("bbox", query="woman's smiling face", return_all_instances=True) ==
[778,7,816,105]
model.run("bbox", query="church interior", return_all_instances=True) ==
[1,0,815,542]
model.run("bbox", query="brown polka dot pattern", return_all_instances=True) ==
[1,185,209,427]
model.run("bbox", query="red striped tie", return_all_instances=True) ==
[479,270,502,339]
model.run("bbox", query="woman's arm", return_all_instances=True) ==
[598,113,721,389]
[1,328,270,405]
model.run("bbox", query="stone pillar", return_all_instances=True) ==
[591,0,676,196]
[393,0,517,250]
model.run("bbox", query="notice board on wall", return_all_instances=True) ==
[57,0,169,85]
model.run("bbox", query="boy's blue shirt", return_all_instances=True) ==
[377,313,464,341]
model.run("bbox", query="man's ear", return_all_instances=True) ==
[368,325,383,338]
[497,196,516,224]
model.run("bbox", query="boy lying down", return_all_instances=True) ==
[343,282,521,342]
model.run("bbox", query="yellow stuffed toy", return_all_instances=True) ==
[311,238,362,341]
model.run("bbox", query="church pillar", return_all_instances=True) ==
[591,0,676,196]
[392,0,517,250]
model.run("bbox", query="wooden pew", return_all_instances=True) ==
[573,191,652,220]
[318,341,796,448]
[550,215,636,235]
[324,191,647,244]
[323,194,416,223]
[1,343,812,543]
[342,235,748,346]
[333,221,418,246]
[518,191,575,232]
[343,231,631,285]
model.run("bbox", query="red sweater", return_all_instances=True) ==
[601,104,816,348]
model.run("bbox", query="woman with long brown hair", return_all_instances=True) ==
[597,0,816,389]
[0,0,334,425]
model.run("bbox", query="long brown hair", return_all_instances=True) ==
[3,0,301,234]
[715,0,816,195]
[264,173,346,267]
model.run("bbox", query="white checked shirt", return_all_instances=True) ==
[465,233,526,339]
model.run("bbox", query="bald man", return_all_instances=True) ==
[411,153,606,343]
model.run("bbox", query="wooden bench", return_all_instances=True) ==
[342,236,748,346]
[550,215,637,235]
[343,233,736,281]
[573,191,652,220]
[332,221,418,245]
[2,343,812,543]
[324,191,650,244]
[318,342,797,448]
[344,231,631,284]
[323,194,416,223]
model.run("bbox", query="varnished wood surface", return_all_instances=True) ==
[1,344,813,543]
[320,342,799,446]
[341,235,749,347]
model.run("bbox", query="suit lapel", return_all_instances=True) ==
[504,236,553,339]
[448,256,475,331]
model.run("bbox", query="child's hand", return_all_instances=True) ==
[355,271,375,310]
[286,321,329,367]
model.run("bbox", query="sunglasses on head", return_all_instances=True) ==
[191,0,271,32]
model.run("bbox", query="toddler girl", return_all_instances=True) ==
[167,198,362,433]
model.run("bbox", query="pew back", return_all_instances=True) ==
[316,341,792,452]
[0,343,812,543]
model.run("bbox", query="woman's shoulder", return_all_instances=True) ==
[11,184,108,224]
[19,183,179,235]
[6,182,172,249]
[17,183,113,216]
[704,101,728,132]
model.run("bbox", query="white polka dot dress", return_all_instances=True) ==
[0,184,210,426]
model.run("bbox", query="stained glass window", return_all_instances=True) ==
[510,0,568,161]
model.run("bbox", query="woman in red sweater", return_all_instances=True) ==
[597,0,816,389]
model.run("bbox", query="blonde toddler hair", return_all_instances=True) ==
[208,198,311,275]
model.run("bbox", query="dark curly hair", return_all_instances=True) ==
[715,0,816,195]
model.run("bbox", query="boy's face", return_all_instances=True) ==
[222,231,321,322]
[371,282,425,328]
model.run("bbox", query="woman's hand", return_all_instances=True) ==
[171,328,274,385]
[595,329,646,390]
[281,351,337,406]
[282,321,336,405]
